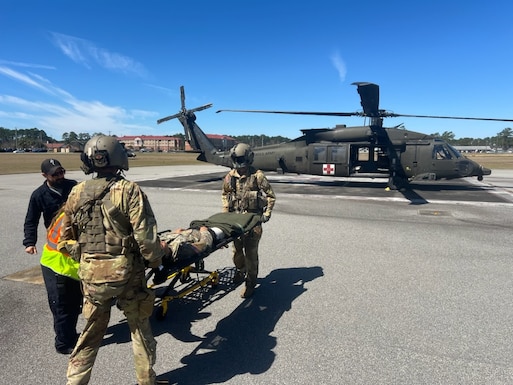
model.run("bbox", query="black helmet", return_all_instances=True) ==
[230,143,254,168]
[80,135,129,174]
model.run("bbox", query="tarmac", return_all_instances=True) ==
[2,165,513,384]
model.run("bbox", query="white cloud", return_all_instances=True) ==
[0,66,51,93]
[49,32,147,77]
[0,66,157,138]
[0,60,55,70]
[331,51,347,82]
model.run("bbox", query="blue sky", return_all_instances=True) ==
[1,0,512,141]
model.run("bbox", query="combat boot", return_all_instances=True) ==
[240,284,255,298]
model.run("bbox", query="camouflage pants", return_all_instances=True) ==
[66,263,157,385]
[233,224,262,287]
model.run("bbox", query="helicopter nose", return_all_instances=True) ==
[472,164,491,181]
[480,166,491,176]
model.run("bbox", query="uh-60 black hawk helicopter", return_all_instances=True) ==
[157,83,513,190]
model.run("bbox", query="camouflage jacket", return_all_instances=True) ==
[221,167,276,217]
[160,228,213,262]
[60,176,163,283]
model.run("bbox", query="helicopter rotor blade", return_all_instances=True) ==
[216,109,359,117]
[157,113,181,125]
[189,103,213,114]
[352,82,380,117]
[216,108,513,123]
[386,112,513,122]
[216,80,513,124]
[180,85,185,111]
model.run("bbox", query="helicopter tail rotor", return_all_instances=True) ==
[157,86,213,125]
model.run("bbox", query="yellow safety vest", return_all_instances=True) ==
[40,212,80,280]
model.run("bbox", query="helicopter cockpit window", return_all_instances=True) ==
[313,146,327,162]
[447,144,462,158]
[433,144,452,160]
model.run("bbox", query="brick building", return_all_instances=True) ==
[200,134,237,151]
[119,134,237,152]
[117,135,182,152]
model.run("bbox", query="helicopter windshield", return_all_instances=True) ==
[446,143,462,158]
[433,142,462,160]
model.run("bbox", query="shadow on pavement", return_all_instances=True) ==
[102,266,324,384]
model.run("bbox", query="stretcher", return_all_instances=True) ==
[146,212,261,320]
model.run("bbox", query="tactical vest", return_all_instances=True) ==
[73,178,134,256]
[228,172,267,214]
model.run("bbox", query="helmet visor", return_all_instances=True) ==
[233,155,246,165]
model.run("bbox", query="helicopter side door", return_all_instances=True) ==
[400,140,434,180]
[347,144,391,176]
[307,144,349,176]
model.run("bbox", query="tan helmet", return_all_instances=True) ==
[230,143,254,168]
[80,135,129,174]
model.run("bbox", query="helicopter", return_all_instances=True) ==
[157,83,513,189]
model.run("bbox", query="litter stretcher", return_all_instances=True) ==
[146,212,262,320]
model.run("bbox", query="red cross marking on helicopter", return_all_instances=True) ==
[323,164,335,175]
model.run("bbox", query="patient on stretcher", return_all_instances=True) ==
[152,212,262,284]
[159,226,216,263]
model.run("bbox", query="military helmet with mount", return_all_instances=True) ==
[81,135,129,175]
[230,143,254,168]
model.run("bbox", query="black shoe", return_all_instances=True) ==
[56,347,74,355]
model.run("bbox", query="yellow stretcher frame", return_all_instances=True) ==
[149,263,220,320]
[148,213,261,320]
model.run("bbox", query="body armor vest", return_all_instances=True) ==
[73,178,133,256]
[229,173,266,214]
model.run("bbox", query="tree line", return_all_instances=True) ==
[0,128,108,151]
[432,128,513,149]
[1,127,513,151]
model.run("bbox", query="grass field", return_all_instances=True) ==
[0,152,512,176]
[464,153,513,170]
[0,151,203,175]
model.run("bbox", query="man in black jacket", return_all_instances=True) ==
[23,158,82,354]
[23,159,77,250]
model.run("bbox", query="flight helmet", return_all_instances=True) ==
[230,143,254,168]
[81,135,129,174]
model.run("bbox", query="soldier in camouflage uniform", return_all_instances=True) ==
[59,135,164,385]
[221,143,276,298]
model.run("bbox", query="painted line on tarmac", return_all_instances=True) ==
[146,186,513,208]
[282,192,513,207]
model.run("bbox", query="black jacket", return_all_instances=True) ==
[23,179,77,247]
